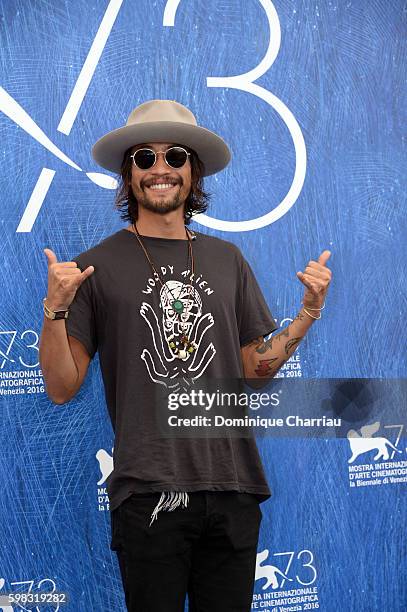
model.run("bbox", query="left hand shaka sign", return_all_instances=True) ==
[296,250,332,310]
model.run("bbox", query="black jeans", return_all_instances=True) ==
[110,490,263,611]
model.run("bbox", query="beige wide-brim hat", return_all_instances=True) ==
[92,99,231,176]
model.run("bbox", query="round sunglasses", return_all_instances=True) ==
[130,146,190,170]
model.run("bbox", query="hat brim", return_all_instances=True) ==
[92,121,231,176]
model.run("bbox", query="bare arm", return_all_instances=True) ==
[39,315,90,404]
[241,308,315,382]
[40,248,94,404]
[241,249,332,385]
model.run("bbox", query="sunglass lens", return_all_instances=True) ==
[133,149,155,169]
[165,147,188,168]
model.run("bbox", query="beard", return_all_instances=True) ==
[138,190,185,215]
[136,176,188,216]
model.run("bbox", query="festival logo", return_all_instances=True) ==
[347,421,406,488]
[254,547,320,609]
[255,550,293,589]
[1,1,305,234]
[0,328,44,397]
[95,448,113,512]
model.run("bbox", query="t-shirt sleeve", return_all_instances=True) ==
[65,258,98,359]
[237,253,278,347]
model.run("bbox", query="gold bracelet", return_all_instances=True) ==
[301,301,325,311]
[303,307,321,320]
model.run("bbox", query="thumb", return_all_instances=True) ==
[44,248,57,266]
[318,250,331,266]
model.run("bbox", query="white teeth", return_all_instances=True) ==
[149,183,175,190]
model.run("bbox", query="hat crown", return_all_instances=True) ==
[126,100,198,127]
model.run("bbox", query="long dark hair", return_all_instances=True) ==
[114,145,210,225]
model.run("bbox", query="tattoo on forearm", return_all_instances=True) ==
[254,336,274,354]
[252,328,291,354]
[284,337,302,355]
[254,357,279,377]
[245,314,307,380]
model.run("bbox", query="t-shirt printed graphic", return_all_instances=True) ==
[65,229,278,514]
[140,269,216,391]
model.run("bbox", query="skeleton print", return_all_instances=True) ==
[140,280,216,392]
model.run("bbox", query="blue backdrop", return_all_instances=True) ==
[0,1,405,610]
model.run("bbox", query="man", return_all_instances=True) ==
[39,99,331,611]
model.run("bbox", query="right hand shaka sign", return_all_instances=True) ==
[44,248,94,311]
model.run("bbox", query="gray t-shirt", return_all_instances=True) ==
[65,228,278,512]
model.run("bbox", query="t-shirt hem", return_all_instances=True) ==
[65,328,96,359]
[109,481,272,511]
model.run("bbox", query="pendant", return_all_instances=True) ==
[172,299,184,314]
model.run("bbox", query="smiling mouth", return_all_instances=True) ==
[144,181,180,194]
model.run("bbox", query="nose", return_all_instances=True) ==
[153,151,170,173]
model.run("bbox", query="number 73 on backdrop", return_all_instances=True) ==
[0,0,306,233]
